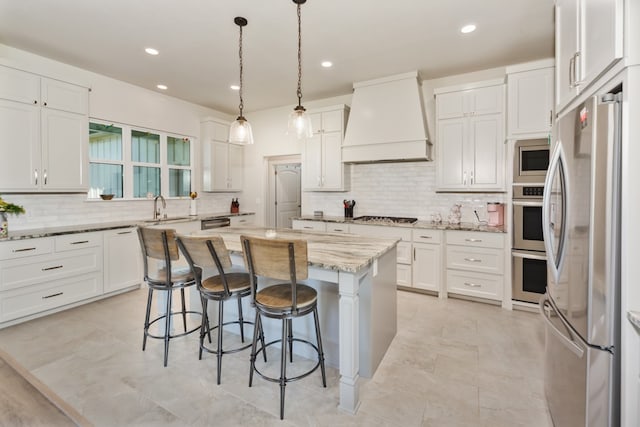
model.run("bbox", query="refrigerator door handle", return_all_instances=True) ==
[539,295,585,358]
[542,143,568,283]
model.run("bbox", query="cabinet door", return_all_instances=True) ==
[103,228,141,293]
[469,85,503,116]
[41,78,88,115]
[413,243,440,292]
[211,141,229,190]
[0,99,40,191]
[581,0,623,87]
[468,113,504,190]
[437,117,467,189]
[0,65,40,105]
[436,91,465,119]
[321,110,343,133]
[41,108,88,191]
[303,134,323,190]
[555,0,580,110]
[507,67,554,138]
[309,112,322,135]
[320,132,343,190]
[228,143,243,191]
[291,220,326,232]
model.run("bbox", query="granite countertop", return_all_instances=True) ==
[293,215,507,234]
[2,212,255,241]
[195,226,398,273]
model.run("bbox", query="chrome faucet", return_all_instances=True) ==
[153,195,166,220]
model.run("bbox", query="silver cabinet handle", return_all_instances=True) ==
[117,230,133,235]
[573,51,581,86]
[34,169,38,186]
[470,170,474,186]
[413,248,416,261]
[569,54,575,87]
[465,238,482,242]
[42,292,63,299]
[43,169,47,185]
[70,240,89,245]
[463,171,467,186]
[13,247,36,253]
[549,110,553,126]
[42,265,63,271]
[463,282,481,288]
[464,257,482,262]
[303,226,313,229]
[419,235,432,239]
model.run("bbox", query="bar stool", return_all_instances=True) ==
[176,233,264,385]
[240,235,326,420]
[137,226,201,367]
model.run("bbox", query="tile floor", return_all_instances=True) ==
[0,289,553,426]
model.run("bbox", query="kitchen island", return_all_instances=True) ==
[193,226,399,414]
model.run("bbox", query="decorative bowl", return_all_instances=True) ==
[100,194,114,200]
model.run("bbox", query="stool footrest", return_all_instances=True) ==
[145,310,202,340]
[252,338,323,384]
[200,320,254,355]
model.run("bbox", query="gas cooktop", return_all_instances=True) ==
[353,216,418,225]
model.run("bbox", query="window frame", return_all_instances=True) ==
[88,118,195,200]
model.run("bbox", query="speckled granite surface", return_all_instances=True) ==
[194,226,398,273]
[1,212,254,241]
[293,216,507,233]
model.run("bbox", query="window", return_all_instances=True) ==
[88,120,194,199]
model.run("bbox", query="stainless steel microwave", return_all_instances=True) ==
[513,139,550,183]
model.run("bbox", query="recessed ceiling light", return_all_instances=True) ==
[156,84,168,90]
[321,61,333,68]
[230,85,240,91]
[460,24,476,34]
[145,47,159,55]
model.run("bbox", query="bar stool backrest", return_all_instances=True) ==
[240,236,308,281]
[137,227,181,284]
[175,234,232,271]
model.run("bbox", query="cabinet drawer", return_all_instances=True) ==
[412,229,442,244]
[326,223,350,233]
[446,246,504,275]
[230,215,254,227]
[0,238,53,260]
[349,224,412,241]
[0,273,102,322]
[0,249,102,291]
[446,270,502,301]
[292,220,326,232]
[446,230,504,248]
[55,232,102,252]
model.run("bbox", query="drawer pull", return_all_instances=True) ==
[303,226,313,229]
[333,229,344,232]
[42,265,64,271]
[70,240,89,245]
[419,235,433,239]
[465,238,482,242]
[42,292,63,299]
[117,230,133,235]
[13,247,37,253]
[463,282,481,288]
[464,257,482,262]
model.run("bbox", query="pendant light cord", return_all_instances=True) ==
[238,23,245,118]
[296,2,303,108]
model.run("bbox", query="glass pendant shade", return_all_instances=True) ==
[229,116,254,145]
[288,106,313,139]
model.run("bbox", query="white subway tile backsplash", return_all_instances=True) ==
[304,162,507,223]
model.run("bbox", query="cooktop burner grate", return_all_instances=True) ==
[353,216,418,224]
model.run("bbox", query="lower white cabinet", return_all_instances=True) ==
[326,223,350,233]
[291,219,326,232]
[103,228,142,294]
[230,214,255,227]
[445,230,505,301]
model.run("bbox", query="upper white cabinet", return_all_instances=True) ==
[0,65,89,192]
[435,81,505,192]
[302,105,349,192]
[201,118,243,192]
[555,0,623,112]
[506,60,554,139]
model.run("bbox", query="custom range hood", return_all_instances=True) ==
[342,71,432,163]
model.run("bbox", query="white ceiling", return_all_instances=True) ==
[0,0,554,115]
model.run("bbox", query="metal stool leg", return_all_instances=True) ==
[249,313,262,387]
[143,288,153,351]
[287,318,293,363]
[237,295,245,343]
[163,288,173,367]
[280,318,288,420]
[216,300,224,385]
[199,297,208,360]
[180,288,187,332]
[313,307,327,387]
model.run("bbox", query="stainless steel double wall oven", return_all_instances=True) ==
[512,139,550,303]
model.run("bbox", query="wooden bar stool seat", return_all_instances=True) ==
[177,234,264,385]
[241,235,326,420]
[137,227,202,367]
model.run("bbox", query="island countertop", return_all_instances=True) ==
[194,226,399,273]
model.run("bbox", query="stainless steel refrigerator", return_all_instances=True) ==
[540,91,621,427]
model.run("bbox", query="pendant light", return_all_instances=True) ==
[287,0,313,139]
[229,16,254,145]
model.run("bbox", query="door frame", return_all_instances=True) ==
[265,154,301,228]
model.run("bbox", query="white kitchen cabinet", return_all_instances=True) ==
[411,229,442,293]
[0,232,103,323]
[291,219,326,232]
[103,227,142,294]
[302,105,349,192]
[229,214,255,227]
[506,60,554,139]
[201,118,243,192]
[435,81,505,192]
[0,65,89,192]
[555,0,623,112]
[326,223,350,233]
[445,230,505,302]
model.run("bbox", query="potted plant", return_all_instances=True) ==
[0,196,25,239]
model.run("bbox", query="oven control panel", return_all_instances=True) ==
[522,186,544,197]
[513,185,544,199]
